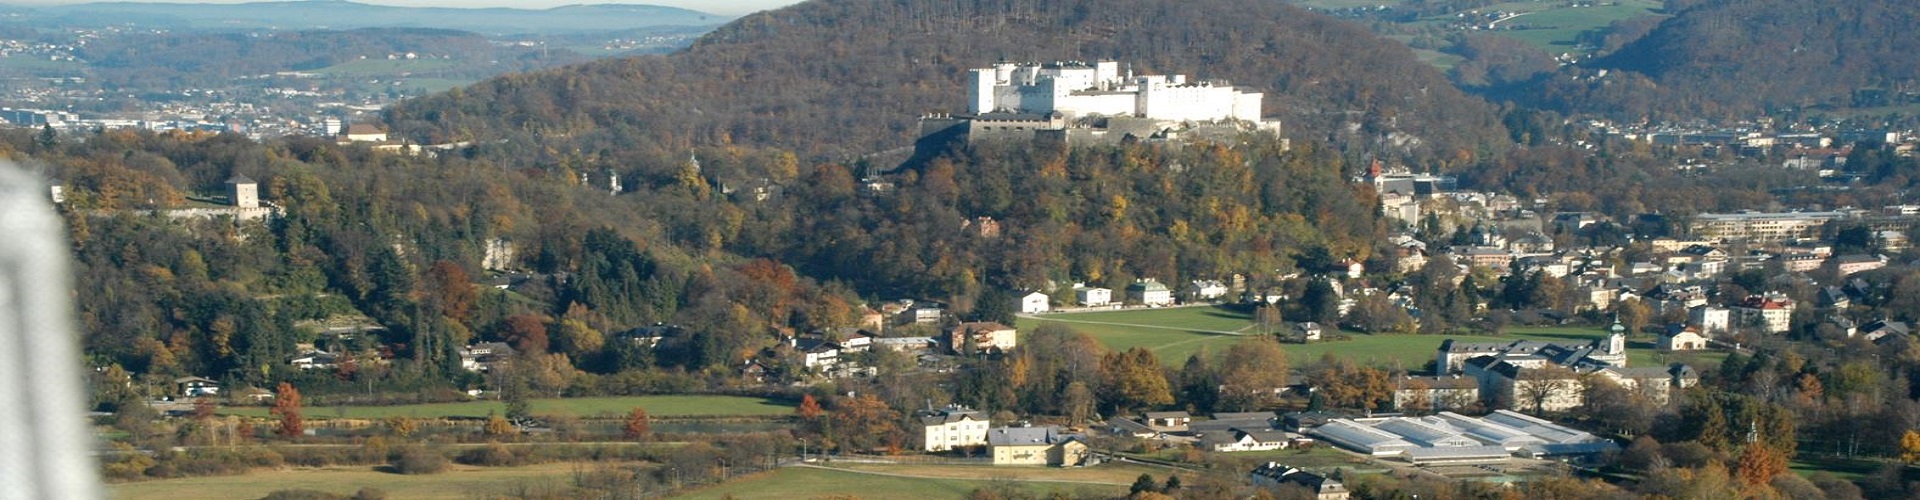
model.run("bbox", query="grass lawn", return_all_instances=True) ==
[109,461,630,500]
[1025,308,1724,372]
[1791,455,1895,481]
[222,395,793,420]
[681,464,1136,500]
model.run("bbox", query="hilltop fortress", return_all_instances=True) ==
[918,60,1282,148]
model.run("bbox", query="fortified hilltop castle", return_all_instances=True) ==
[918,60,1282,148]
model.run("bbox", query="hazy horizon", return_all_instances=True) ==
[0,0,807,16]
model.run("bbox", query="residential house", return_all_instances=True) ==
[289,349,339,370]
[948,322,1017,354]
[1249,462,1349,500]
[918,405,991,452]
[874,337,936,353]
[175,376,221,397]
[1659,325,1710,351]
[1782,253,1825,273]
[459,342,516,372]
[1834,254,1888,276]
[1454,246,1514,273]
[1074,285,1113,307]
[1144,411,1192,431]
[1817,286,1852,309]
[1203,428,1292,452]
[1688,305,1731,335]
[987,426,1088,466]
[342,123,387,142]
[1126,279,1174,307]
[1018,291,1051,314]
[1294,322,1324,342]
[794,337,840,370]
[1861,320,1911,342]
[1733,294,1795,334]
[1186,280,1230,302]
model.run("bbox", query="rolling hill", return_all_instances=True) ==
[1514,0,1920,120]
[385,0,1509,164]
[6,1,726,36]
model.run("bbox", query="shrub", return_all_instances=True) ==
[391,446,448,475]
[457,442,520,466]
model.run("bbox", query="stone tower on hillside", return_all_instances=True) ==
[226,174,258,209]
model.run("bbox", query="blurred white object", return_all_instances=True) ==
[0,161,101,500]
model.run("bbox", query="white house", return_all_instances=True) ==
[1126,278,1174,307]
[1203,428,1292,452]
[1018,291,1050,314]
[1186,280,1229,301]
[919,405,990,452]
[1659,325,1709,351]
[1688,305,1731,335]
[1074,285,1112,307]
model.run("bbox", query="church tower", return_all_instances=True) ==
[1605,317,1628,357]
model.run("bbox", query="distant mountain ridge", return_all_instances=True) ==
[388,0,1507,163]
[1514,0,1920,120]
[3,1,729,35]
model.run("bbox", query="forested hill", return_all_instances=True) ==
[386,0,1507,164]
[1517,0,1920,119]
[13,1,723,36]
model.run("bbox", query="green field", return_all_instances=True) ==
[1021,307,1725,372]
[1477,0,1665,54]
[682,464,1134,500]
[221,395,793,420]
[314,58,463,77]
[109,462,627,500]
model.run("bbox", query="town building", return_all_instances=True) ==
[1732,294,1795,334]
[458,342,516,372]
[1074,285,1112,307]
[948,322,1017,354]
[1688,305,1731,335]
[1249,463,1348,500]
[1659,325,1710,351]
[987,426,1088,466]
[1125,278,1174,307]
[1308,411,1616,465]
[1017,291,1050,314]
[1688,210,1854,242]
[917,404,990,452]
[1393,375,1481,412]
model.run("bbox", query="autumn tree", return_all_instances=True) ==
[624,407,652,441]
[500,314,550,354]
[385,416,418,438]
[1216,336,1290,411]
[830,394,904,453]
[1735,444,1789,486]
[270,382,303,439]
[1100,348,1173,414]
[1901,430,1920,464]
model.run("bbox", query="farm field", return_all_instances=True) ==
[1490,0,1665,54]
[681,464,1138,500]
[314,58,463,77]
[220,395,793,420]
[1021,306,1725,372]
[109,461,632,500]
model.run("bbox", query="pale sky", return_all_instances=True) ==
[3,0,809,17]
